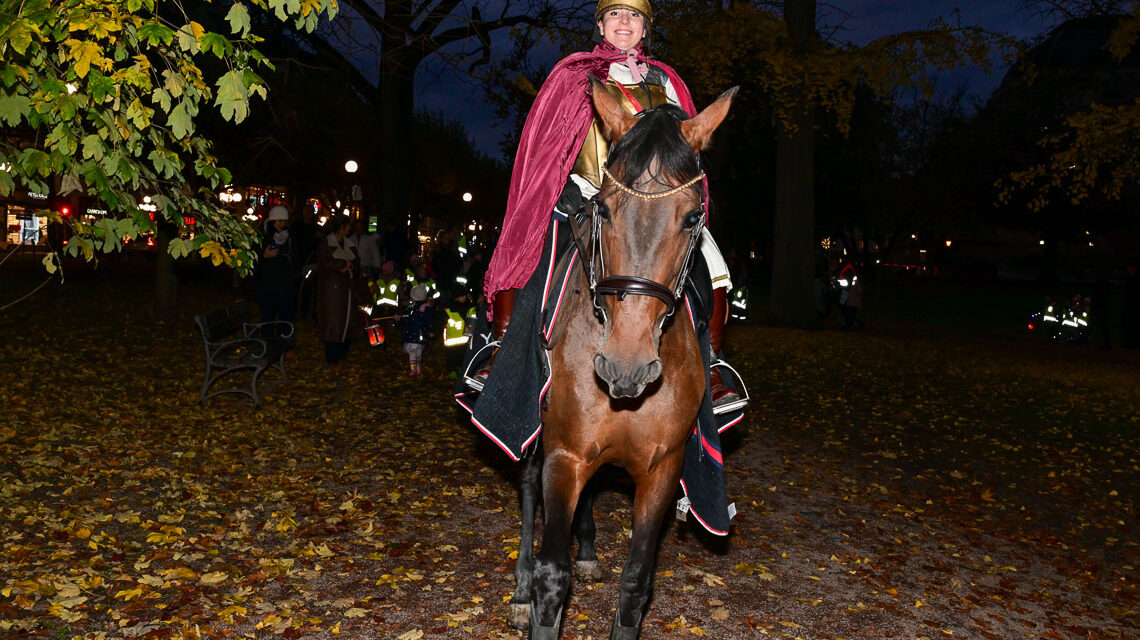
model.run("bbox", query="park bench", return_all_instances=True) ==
[194,300,294,408]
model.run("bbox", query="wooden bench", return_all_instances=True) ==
[194,300,294,408]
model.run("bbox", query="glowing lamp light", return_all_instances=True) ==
[945,240,952,247]
[462,192,473,202]
[345,160,359,173]
[143,195,152,204]
[60,206,70,216]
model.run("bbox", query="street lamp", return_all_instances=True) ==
[462,192,473,203]
[345,160,358,174]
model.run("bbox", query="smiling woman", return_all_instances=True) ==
[475,0,742,411]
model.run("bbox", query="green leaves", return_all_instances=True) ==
[2,19,38,56]
[135,22,174,46]
[2,0,336,278]
[214,70,250,123]
[199,32,234,59]
[0,92,28,126]
[226,4,253,38]
[168,100,194,139]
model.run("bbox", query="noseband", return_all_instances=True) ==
[572,164,706,327]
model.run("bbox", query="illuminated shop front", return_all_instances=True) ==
[4,190,50,246]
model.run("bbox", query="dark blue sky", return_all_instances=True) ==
[410,2,1055,159]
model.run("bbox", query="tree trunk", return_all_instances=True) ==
[378,48,420,239]
[769,0,818,327]
[153,220,180,323]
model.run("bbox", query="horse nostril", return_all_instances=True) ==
[594,353,618,383]
[639,359,663,386]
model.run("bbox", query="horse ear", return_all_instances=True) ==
[590,76,638,143]
[681,86,739,153]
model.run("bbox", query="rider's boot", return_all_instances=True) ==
[471,288,516,387]
[709,286,741,411]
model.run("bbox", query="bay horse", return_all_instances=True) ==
[510,80,738,640]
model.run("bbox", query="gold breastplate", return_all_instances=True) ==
[573,79,670,190]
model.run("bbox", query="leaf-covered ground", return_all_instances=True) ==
[1,264,1137,639]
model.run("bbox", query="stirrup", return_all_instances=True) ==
[462,340,500,392]
[710,359,749,415]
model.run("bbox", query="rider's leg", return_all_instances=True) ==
[708,286,741,408]
[474,288,516,381]
[700,229,742,410]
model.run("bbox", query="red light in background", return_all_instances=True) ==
[184,216,196,226]
[60,206,70,216]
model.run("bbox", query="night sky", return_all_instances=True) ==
[407,1,1055,159]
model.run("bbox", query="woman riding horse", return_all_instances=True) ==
[473,0,741,412]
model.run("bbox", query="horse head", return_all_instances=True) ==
[587,79,737,399]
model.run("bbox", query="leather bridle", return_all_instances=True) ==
[571,163,706,328]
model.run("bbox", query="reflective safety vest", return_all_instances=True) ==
[458,234,468,258]
[444,309,469,347]
[406,268,439,299]
[373,277,400,307]
[730,287,748,321]
[836,264,857,288]
[464,306,477,328]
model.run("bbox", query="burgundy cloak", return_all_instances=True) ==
[482,41,700,306]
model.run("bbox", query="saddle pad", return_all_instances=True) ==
[455,217,744,535]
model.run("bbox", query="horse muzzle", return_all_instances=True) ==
[594,353,663,399]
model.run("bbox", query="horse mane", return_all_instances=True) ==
[607,104,700,191]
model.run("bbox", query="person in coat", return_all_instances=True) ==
[316,217,362,366]
[256,205,297,337]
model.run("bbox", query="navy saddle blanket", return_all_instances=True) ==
[455,218,743,535]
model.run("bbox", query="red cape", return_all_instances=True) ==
[483,41,699,305]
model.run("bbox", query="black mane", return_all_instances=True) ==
[606,104,699,189]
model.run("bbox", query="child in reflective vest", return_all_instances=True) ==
[442,286,474,378]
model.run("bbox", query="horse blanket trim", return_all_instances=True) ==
[455,217,744,536]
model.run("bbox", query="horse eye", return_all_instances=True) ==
[682,210,702,229]
[596,201,611,220]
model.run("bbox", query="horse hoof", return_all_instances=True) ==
[576,560,603,581]
[529,607,562,640]
[508,602,531,630]
[610,622,640,640]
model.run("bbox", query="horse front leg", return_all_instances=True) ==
[530,451,589,640]
[573,487,603,580]
[510,450,543,630]
[611,454,685,640]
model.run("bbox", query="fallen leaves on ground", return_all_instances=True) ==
[0,266,1137,638]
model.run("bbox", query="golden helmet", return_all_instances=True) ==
[595,0,653,23]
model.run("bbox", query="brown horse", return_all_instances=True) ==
[509,80,737,640]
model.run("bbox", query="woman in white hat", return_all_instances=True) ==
[256,205,297,337]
